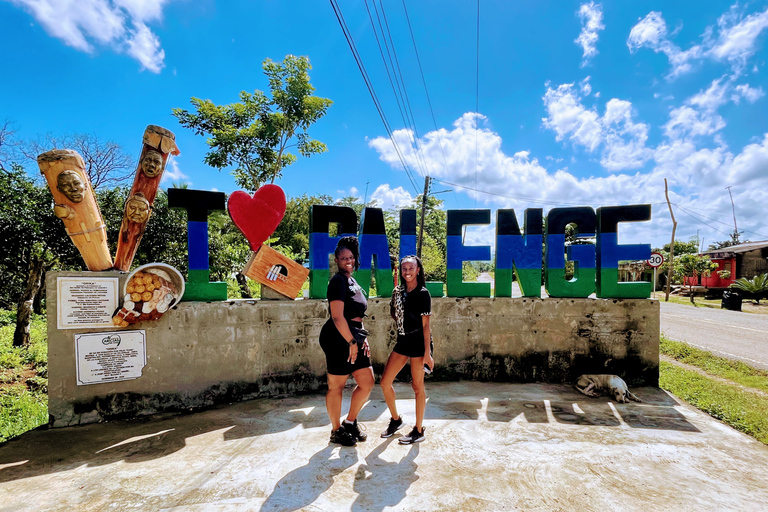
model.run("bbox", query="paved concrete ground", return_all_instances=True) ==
[2,381,768,512]
[659,301,768,370]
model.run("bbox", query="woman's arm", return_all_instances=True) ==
[330,300,358,362]
[422,314,433,370]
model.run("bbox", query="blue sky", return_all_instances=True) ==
[2,0,768,251]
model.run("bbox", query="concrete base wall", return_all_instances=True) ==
[47,271,659,427]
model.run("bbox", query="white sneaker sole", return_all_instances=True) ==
[380,422,405,438]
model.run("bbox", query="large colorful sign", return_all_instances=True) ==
[309,204,652,299]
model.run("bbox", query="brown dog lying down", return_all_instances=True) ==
[575,374,642,403]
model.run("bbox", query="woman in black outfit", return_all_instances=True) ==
[379,255,433,444]
[319,236,374,446]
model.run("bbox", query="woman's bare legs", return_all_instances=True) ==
[410,357,426,432]
[326,373,349,431]
[347,366,375,421]
[380,352,410,420]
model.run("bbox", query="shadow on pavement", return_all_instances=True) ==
[260,444,360,512]
[352,438,419,512]
[0,384,698,486]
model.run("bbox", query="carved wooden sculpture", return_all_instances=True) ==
[113,125,180,271]
[38,150,113,271]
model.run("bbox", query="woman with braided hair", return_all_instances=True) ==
[379,255,433,444]
[319,236,374,446]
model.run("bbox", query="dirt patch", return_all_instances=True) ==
[0,365,40,392]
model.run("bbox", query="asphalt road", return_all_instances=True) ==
[660,301,768,370]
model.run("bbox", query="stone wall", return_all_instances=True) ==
[47,271,659,427]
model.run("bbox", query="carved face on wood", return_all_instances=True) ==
[56,170,85,203]
[125,193,151,224]
[141,150,164,178]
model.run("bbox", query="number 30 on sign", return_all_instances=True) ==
[647,252,664,267]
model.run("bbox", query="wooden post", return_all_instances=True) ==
[38,149,112,271]
[113,125,180,271]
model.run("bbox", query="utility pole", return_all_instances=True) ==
[726,186,738,244]
[417,175,430,259]
[664,178,677,302]
[362,180,370,206]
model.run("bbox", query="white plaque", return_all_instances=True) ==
[57,277,119,330]
[75,330,147,385]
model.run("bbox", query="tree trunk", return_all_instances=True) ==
[236,272,252,298]
[33,268,46,314]
[14,254,44,347]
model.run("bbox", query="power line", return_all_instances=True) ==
[673,203,768,240]
[378,0,432,181]
[429,177,669,207]
[474,0,480,208]
[364,0,429,180]
[329,0,420,194]
[401,0,458,207]
[673,204,735,239]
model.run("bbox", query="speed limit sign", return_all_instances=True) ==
[647,252,664,267]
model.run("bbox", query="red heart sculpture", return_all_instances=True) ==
[227,185,287,251]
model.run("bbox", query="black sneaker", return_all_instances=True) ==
[330,427,356,446]
[343,419,367,442]
[380,416,405,438]
[398,426,425,444]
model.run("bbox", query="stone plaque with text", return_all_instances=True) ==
[75,330,147,385]
[57,277,119,330]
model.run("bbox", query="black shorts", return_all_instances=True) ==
[393,329,433,358]
[319,319,372,376]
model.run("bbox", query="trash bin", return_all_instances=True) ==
[721,290,742,311]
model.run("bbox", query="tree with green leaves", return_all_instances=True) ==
[172,55,333,190]
[0,164,82,345]
[653,237,701,280]
[675,253,717,302]
[707,232,747,251]
[271,193,334,263]
[382,195,447,283]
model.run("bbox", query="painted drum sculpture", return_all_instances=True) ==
[38,149,113,271]
[113,125,180,271]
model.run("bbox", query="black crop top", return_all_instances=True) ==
[327,272,367,320]
[401,286,431,332]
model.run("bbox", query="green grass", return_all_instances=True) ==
[0,311,48,444]
[656,294,722,309]
[661,337,768,394]
[660,361,768,445]
[0,386,48,443]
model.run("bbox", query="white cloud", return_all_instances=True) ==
[628,5,768,79]
[542,83,651,170]
[369,112,768,248]
[542,83,602,152]
[370,184,414,210]
[579,76,592,96]
[709,6,768,73]
[161,158,189,185]
[663,75,764,140]
[575,2,605,67]
[627,11,702,79]
[733,83,765,104]
[664,106,725,139]
[125,22,165,73]
[688,76,731,111]
[6,0,170,72]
